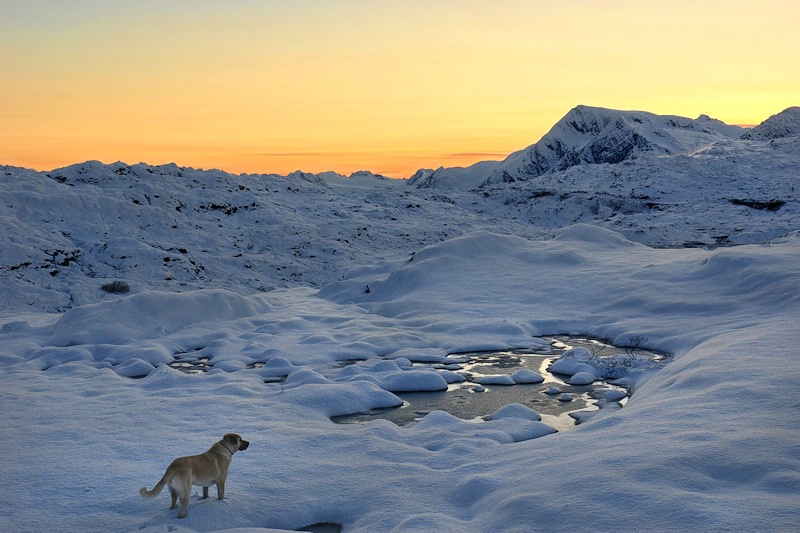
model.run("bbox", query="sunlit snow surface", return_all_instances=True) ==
[1,109,800,531]
[2,226,798,532]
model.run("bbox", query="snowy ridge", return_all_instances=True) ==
[483,105,746,184]
[741,106,800,140]
[407,160,500,189]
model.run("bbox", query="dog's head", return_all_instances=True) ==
[223,433,249,452]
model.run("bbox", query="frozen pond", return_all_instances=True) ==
[164,335,667,433]
[333,337,666,431]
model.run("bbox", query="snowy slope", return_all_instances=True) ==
[741,106,800,140]
[478,136,799,246]
[483,105,746,184]
[1,160,541,313]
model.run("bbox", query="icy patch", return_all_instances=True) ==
[168,350,212,374]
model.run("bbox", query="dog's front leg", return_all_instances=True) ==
[202,486,210,499]
[216,480,225,500]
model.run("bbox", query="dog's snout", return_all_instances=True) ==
[240,440,249,450]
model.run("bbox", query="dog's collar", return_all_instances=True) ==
[217,443,234,458]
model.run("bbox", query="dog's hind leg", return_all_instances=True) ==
[177,488,190,517]
[176,477,192,518]
[169,486,178,510]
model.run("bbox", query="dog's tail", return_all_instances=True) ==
[139,467,173,499]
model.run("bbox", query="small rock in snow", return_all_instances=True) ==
[558,393,573,402]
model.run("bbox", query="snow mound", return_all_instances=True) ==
[553,223,646,248]
[258,356,296,378]
[114,358,156,378]
[485,403,542,421]
[548,359,596,376]
[569,371,597,385]
[511,369,544,384]
[287,380,404,418]
[411,410,556,444]
[49,289,268,346]
[473,374,516,386]
[336,359,448,392]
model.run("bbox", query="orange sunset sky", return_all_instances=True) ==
[2,0,798,178]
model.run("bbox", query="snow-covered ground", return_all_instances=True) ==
[1,106,799,532]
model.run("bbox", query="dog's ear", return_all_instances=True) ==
[223,433,240,445]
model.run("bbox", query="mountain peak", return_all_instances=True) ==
[483,106,744,185]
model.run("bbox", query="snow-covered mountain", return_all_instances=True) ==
[482,105,747,185]
[741,106,800,140]
[2,106,798,314]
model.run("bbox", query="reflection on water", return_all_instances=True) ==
[333,336,664,432]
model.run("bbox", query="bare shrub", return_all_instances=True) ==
[625,335,649,356]
[101,280,130,294]
[588,337,611,360]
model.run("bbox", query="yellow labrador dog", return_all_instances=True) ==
[140,433,249,518]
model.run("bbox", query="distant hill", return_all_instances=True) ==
[408,161,500,190]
